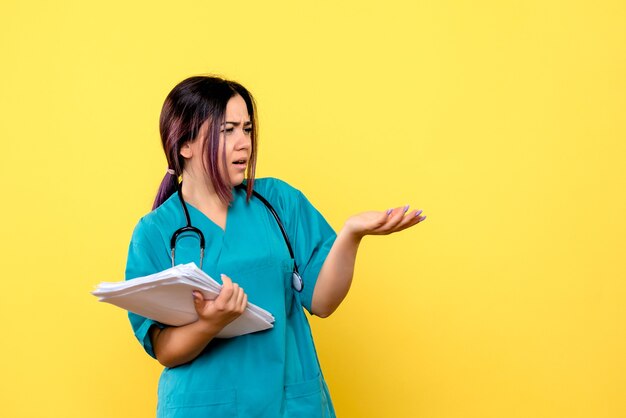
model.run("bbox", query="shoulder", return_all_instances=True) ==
[252,177,301,196]
[250,178,330,227]
[251,177,305,209]
[130,193,181,244]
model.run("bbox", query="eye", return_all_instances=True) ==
[221,126,235,134]
[244,126,253,135]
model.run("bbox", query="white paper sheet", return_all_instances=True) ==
[93,263,274,338]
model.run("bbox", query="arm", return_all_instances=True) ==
[310,205,426,318]
[150,275,248,368]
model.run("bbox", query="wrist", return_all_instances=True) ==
[339,224,365,243]
[194,316,224,337]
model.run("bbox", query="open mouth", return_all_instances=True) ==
[232,159,248,166]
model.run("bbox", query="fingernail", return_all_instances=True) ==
[386,209,393,215]
[414,209,423,217]
[419,215,427,222]
[403,205,410,213]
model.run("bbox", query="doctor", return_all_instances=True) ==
[125,75,426,418]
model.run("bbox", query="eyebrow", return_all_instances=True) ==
[221,120,252,126]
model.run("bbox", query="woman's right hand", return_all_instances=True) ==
[151,274,248,367]
[192,274,248,331]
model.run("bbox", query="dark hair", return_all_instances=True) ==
[152,76,258,209]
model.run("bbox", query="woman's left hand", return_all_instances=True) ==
[311,205,426,318]
[344,205,426,238]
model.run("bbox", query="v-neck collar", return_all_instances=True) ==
[174,189,243,234]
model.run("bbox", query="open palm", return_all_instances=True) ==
[344,206,426,237]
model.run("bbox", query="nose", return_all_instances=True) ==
[234,127,251,151]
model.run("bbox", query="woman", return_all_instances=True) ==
[126,75,426,418]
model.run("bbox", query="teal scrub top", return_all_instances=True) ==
[125,178,337,418]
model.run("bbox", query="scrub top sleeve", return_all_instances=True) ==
[125,222,167,359]
[292,190,337,313]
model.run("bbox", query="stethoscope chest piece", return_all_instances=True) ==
[292,271,304,292]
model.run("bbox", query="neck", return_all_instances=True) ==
[180,168,228,211]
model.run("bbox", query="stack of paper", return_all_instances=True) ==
[92,263,274,338]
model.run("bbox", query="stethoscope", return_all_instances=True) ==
[170,182,304,292]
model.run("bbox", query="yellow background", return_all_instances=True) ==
[1,1,625,417]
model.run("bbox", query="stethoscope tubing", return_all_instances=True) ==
[170,182,303,292]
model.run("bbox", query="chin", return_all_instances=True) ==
[229,174,246,187]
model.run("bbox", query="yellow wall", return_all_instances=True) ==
[1,1,625,417]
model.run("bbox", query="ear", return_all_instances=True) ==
[179,142,192,159]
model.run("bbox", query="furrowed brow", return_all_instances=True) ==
[221,120,252,126]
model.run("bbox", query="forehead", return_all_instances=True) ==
[224,94,250,122]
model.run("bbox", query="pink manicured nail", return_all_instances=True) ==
[414,209,423,217]
[418,215,427,222]
[386,209,393,215]
[403,204,410,213]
